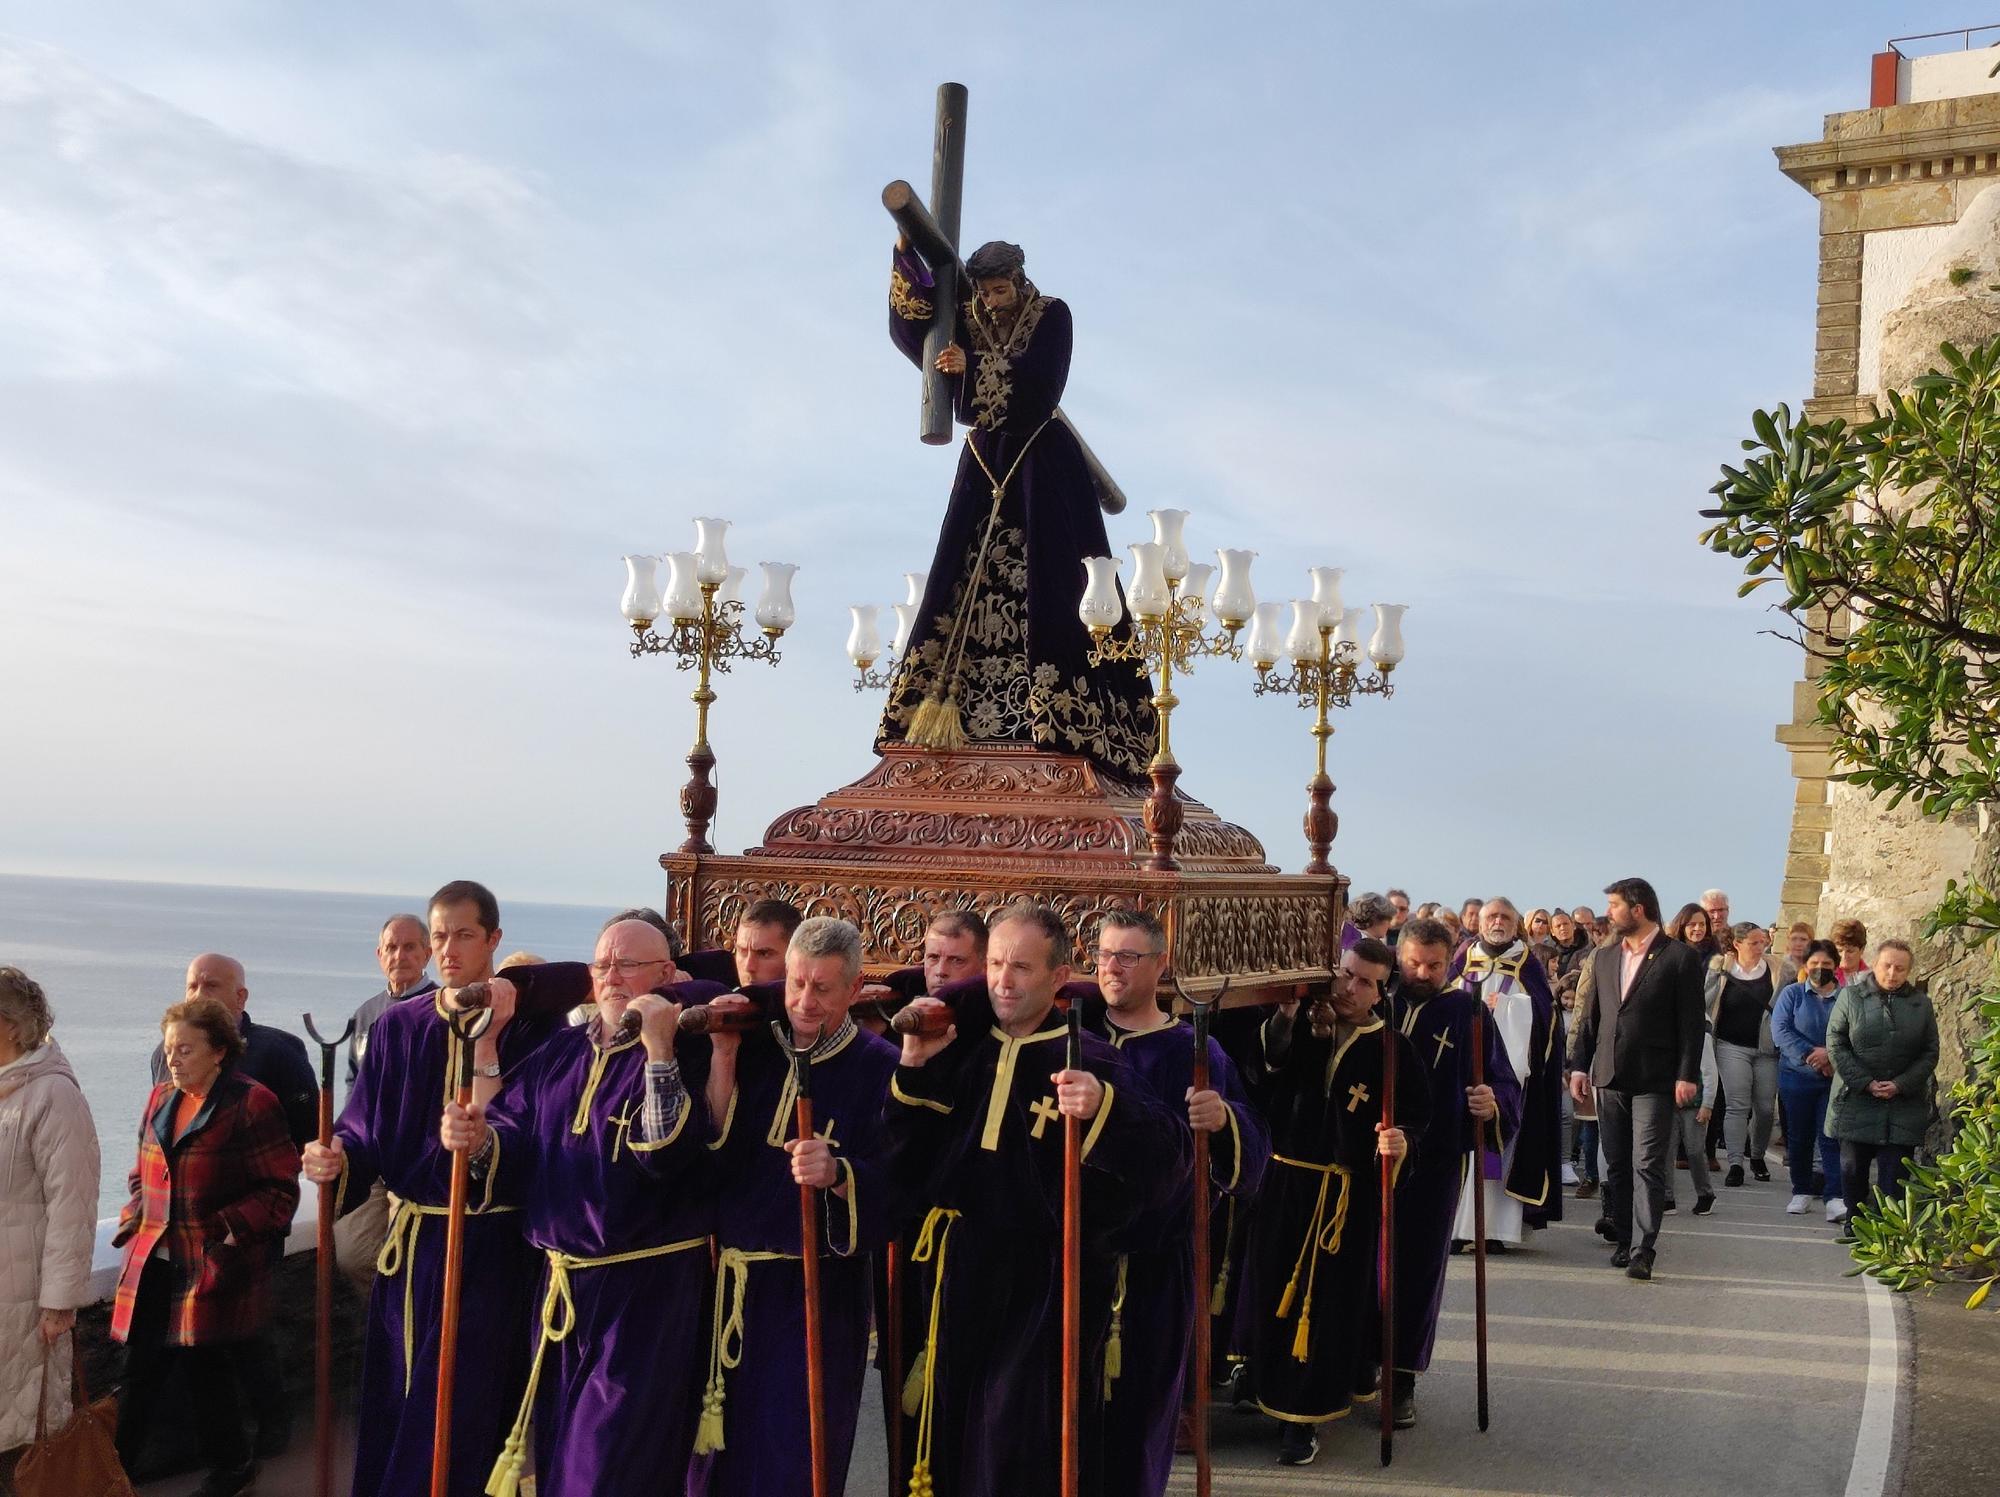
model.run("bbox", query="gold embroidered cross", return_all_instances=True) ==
[1433,1031,1455,1066]
[1029,1095,1063,1139]
[1346,1083,1371,1113]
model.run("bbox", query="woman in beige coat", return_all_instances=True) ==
[0,966,101,1480]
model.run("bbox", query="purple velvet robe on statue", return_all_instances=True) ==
[685,1021,901,1497]
[469,1022,715,1497]
[1379,985,1521,1373]
[1090,1009,1270,1497]
[331,993,558,1497]
[884,991,1187,1497]
[880,249,1155,777]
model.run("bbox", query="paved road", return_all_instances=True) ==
[140,1162,1889,1496]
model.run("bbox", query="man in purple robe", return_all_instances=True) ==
[438,917,715,1497]
[1083,909,1270,1497]
[1447,899,1565,1246]
[882,238,1155,774]
[1377,917,1519,1429]
[886,902,1185,1497]
[683,917,901,1496]
[1241,939,1429,1467]
[302,880,561,1497]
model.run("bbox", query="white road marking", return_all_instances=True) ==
[1842,1274,1901,1497]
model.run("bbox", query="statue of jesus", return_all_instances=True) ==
[880,237,1156,778]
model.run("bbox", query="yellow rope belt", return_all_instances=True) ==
[1101,1253,1130,1402]
[1270,1155,1352,1364]
[484,1236,708,1497]
[691,1246,801,1457]
[903,1205,961,1497]
[374,1197,519,1397]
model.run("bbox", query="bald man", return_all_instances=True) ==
[441,918,717,1497]
[145,953,317,1460]
[149,954,317,1148]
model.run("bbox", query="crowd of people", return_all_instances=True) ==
[0,873,1943,1496]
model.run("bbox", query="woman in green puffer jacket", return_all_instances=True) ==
[1825,939,1939,1225]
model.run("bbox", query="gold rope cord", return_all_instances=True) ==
[904,422,1051,751]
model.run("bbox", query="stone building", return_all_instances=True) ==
[1771,31,2000,1090]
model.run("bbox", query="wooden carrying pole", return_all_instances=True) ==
[774,1023,832,1497]
[1186,988,1220,1497]
[302,1014,354,1497]
[432,1002,492,1497]
[1469,999,1491,1432]
[1061,1002,1083,1497]
[1378,1010,1397,1468]
[884,1244,904,1496]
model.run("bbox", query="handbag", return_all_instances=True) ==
[13,1336,137,1497]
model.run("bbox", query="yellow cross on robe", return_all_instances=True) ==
[1345,1082,1371,1113]
[1029,1095,1062,1138]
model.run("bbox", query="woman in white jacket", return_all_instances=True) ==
[0,966,101,1480]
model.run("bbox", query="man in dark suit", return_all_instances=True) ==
[1567,878,1704,1281]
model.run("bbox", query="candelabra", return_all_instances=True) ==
[619,518,797,854]
[847,571,927,692]
[1245,566,1406,875]
[1079,509,1257,872]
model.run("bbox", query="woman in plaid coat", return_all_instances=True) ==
[111,995,299,1497]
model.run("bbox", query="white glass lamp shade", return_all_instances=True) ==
[1126,541,1171,619]
[890,601,918,655]
[717,565,748,606]
[1148,508,1191,583]
[1332,605,1365,650]
[902,570,929,607]
[1181,563,1214,611]
[1078,556,1125,631]
[620,555,662,624]
[1212,549,1257,629]
[1244,601,1285,669]
[692,517,731,586]
[1283,600,1322,663]
[662,552,705,623]
[1369,603,1408,668]
[754,562,798,633]
[846,605,882,668]
[1308,566,1345,629]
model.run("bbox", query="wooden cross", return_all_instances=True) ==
[1029,1094,1063,1139]
[1432,1030,1456,1067]
[1346,1082,1372,1113]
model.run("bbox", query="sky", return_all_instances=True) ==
[0,2,1925,917]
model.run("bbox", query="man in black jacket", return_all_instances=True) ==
[1567,878,1704,1281]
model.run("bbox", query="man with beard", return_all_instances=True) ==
[884,902,1183,1496]
[1568,878,1706,1280]
[1242,938,1429,1467]
[1374,918,1517,1428]
[1082,909,1270,1496]
[1448,899,1563,1249]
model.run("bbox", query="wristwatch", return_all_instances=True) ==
[474,1061,503,1080]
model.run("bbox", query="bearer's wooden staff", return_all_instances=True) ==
[302,1013,355,1497]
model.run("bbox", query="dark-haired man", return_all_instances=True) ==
[1242,938,1429,1466]
[732,899,805,987]
[1084,908,1269,1497]
[303,880,562,1497]
[885,903,1184,1496]
[1378,918,1517,1428]
[1568,878,1706,1281]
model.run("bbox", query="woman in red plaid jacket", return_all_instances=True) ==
[110,995,300,1497]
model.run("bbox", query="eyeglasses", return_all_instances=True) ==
[589,958,669,977]
[1095,949,1160,968]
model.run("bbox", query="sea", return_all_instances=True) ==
[0,872,615,1218]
